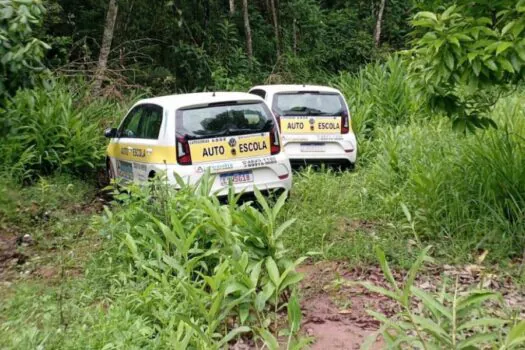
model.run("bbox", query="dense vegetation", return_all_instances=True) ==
[1,0,525,348]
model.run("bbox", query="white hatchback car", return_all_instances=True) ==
[104,92,292,196]
[248,85,357,167]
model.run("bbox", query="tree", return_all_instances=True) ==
[242,0,253,58]
[93,0,119,94]
[408,1,525,131]
[269,0,280,60]
[0,0,49,102]
[374,0,386,47]
[229,0,235,15]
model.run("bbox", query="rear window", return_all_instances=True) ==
[176,102,274,139]
[273,92,346,116]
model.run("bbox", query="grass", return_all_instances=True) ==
[1,61,525,347]
[282,92,525,272]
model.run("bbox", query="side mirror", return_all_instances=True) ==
[104,128,117,138]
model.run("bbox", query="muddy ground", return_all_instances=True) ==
[298,261,525,349]
[2,222,524,349]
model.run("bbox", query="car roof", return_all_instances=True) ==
[134,92,264,110]
[249,84,341,94]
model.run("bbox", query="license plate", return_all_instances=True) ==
[220,171,254,186]
[118,161,133,180]
[300,143,326,152]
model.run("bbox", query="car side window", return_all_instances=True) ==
[249,89,266,99]
[139,104,163,139]
[118,106,145,138]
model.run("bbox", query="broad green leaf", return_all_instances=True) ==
[506,321,525,347]
[360,282,400,302]
[502,21,515,36]
[484,59,498,71]
[375,246,401,293]
[272,190,288,218]
[410,286,452,320]
[412,315,451,345]
[496,42,513,55]
[415,11,438,22]
[217,326,251,348]
[280,272,304,291]
[287,294,302,333]
[402,246,432,305]
[456,290,502,312]
[239,303,250,324]
[250,261,263,288]
[266,257,280,287]
[444,52,455,70]
[457,332,499,349]
[258,328,279,350]
[274,218,296,239]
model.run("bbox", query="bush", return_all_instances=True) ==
[0,80,128,181]
[95,174,306,348]
[336,56,420,139]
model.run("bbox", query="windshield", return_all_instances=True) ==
[176,102,274,139]
[273,92,345,116]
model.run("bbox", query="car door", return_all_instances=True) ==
[112,104,163,182]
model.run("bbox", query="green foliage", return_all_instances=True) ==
[408,1,525,131]
[95,173,305,348]
[283,66,525,266]
[336,56,420,141]
[362,246,525,349]
[0,0,49,101]
[0,80,129,181]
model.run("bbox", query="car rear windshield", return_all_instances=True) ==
[176,102,274,139]
[273,92,346,116]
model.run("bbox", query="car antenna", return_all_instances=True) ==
[212,91,216,97]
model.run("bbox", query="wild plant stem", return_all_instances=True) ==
[452,276,459,348]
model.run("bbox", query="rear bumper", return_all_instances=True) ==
[160,154,293,195]
[282,134,357,164]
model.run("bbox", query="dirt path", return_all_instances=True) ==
[298,260,525,349]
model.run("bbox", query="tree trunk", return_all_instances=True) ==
[269,0,280,60]
[242,0,253,58]
[229,0,235,15]
[374,0,386,48]
[93,0,118,94]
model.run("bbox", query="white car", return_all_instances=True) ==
[104,92,292,196]
[248,85,357,167]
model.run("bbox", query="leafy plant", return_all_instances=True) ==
[362,246,525,349]
[0,0,49,101]
[98,172,306,348]
[408,1,525,131]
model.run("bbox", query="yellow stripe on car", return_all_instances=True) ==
[107,143,177,164]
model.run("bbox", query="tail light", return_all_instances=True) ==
[272,110,281,131]
[269,126,281,155]
[176,135,192,165]
[341,110,351,134]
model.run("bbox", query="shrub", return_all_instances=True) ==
[96,173,306,348]
[362,246,525,349]
[0,79,128,181]
[336,56,420,139]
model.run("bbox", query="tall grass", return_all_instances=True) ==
[285,59,525,267]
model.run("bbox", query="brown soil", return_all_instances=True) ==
[298,260,525,349]
[299,262,386,349]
